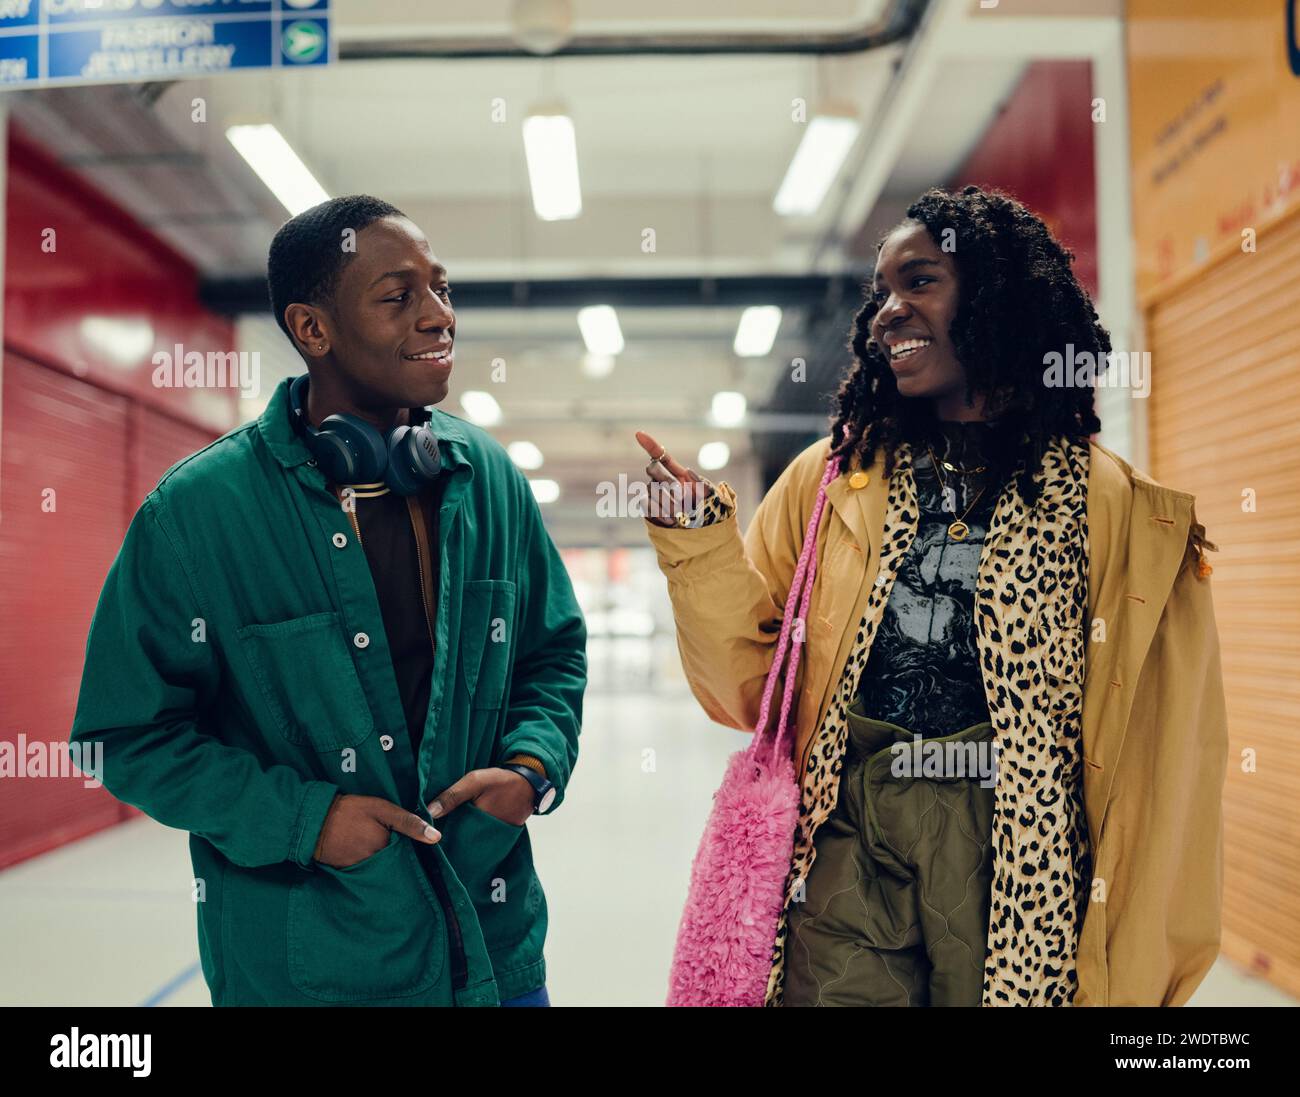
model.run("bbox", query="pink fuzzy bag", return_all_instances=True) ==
[666,454,843,1007]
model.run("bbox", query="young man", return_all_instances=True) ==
[69,195,587,1006]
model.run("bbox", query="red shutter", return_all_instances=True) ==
[0,355,132,867]
[1147,206,1300,997]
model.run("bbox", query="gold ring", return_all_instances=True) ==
[674,511,688,528]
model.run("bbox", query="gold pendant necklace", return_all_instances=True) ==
[939,457,987,474]
[926,443,987,541]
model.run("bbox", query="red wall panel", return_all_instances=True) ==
[949,60,1099,300]
[3,124,238,432]
[1,123,239,869]
[0,356,133,864]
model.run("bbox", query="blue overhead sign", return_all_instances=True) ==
[0,1,331,89]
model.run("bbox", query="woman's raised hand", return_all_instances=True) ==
[634,430,714,529]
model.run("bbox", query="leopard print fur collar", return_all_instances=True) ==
[766,433,1093,1006]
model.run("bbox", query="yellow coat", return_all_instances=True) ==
[645,435,1227,1006]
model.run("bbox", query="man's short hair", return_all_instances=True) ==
[266,194,406,346]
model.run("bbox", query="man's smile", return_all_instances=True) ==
[402,342,454,374]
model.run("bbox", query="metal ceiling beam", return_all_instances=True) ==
[200,272,870,315]
[341,0,929,61]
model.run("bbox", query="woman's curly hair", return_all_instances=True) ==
[828,185,1107,506]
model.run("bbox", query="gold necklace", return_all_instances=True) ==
[932,425,988,474]
[925,444,987,541]
[937,456,987,474]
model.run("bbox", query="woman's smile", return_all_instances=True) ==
[889,340,932,372]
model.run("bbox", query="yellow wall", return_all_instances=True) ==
[1128,0,1300,303]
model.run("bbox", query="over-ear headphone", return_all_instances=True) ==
[289,372,442,496]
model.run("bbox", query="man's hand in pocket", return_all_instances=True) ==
[428,768,532,827]
[313,793,441,868]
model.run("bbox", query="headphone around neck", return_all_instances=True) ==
[289,373,443,496]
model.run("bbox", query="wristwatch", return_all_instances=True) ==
[498,761,557,815]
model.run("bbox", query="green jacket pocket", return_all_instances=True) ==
[236,611,375,752]
[461,580,517,710]
[441,801,540,952]
[286,831,446,1002]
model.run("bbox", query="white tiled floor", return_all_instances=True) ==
[0,688,1292,1007]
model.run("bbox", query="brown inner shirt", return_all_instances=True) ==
[332,477,444,756]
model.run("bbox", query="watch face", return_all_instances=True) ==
[538,786,557,814]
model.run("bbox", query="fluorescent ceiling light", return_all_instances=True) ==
[80,316,155,368]
[523,110,582,221]
[711,392,747,428]
[773,114,860,217]
[698,442,730,471]
[460,390,502,426]
[733,306,782,357]
[530,479,561,504]
[577,305,624,355]
[226,123,329,215]
[581,351,615,379]
[508,440,544,469]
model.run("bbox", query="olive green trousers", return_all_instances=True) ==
[783,700,996,1007]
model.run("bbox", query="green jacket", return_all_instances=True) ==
[69,375,587,1006]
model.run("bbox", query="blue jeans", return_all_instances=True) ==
[500,985,550,1007]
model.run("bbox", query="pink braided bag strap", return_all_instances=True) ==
[751,453,843,764]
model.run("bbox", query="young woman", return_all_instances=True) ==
[638,185,1227,1007]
